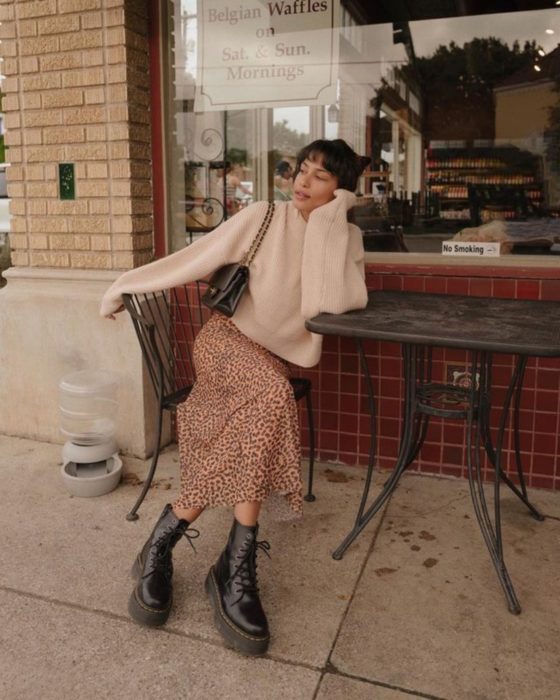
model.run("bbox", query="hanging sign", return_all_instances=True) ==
[194,0,340,111]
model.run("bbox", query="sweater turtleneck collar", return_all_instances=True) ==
[287,200,309,228]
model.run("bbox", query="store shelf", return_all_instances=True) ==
[426,147,544,226]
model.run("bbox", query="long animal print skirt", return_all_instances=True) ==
[173,312,303,520]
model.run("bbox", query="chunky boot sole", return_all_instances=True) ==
[127,555,171,627]
[205,568,269,656]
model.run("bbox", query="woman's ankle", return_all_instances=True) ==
[173,505,203,523]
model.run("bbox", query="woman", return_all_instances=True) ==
[223,162,252,214]
[273,159,294,201]
[100,139,370,656]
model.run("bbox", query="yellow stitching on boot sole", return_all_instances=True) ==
[209,568,269,643]
[133,589,171,615]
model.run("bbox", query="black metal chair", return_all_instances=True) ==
[122,283,316,521]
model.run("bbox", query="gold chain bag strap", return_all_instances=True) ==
[201,201,275,317]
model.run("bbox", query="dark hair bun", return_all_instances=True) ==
[357,156,371,174]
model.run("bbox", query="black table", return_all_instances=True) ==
[306,290,560,614]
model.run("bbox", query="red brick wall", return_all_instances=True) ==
[295,264,560,491]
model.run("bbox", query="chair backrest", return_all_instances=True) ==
[123,283,211,409]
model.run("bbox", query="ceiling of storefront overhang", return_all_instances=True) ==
[346,0,557,24]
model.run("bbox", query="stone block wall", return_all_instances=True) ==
[0,0,154,271]
[0,1,160,456]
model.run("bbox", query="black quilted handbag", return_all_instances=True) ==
[202,202,275,317]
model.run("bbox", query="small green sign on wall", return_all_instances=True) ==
[58,163,75,200]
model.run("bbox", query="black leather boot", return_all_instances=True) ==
[129,503,199,627]
[205,518,271,656]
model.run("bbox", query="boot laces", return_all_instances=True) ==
[228,538,271,605]
[143,525,200,579]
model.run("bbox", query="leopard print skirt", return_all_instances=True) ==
[173,312,303,519]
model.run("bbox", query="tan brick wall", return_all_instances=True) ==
[0,0,153,270]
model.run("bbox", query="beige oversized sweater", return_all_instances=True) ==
[100,189,368,367]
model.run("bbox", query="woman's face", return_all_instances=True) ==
[292,155,338,220]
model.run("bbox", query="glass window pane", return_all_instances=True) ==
[272,107,309,201]
[166,1,560,257]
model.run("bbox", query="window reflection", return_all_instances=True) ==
[170,2,560,256]
[272,107,308,202]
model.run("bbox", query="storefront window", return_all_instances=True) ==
[166,1,560,258]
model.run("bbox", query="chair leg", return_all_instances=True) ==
[126,402,165,521]
[303,389,316,503]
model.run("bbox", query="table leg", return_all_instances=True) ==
[404,346,431,466]
[480,356,544,521]
[466,351,527,614]
[332,342,418,560]
[333,339,542,613]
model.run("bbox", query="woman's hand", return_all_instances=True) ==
[308,188,357,222]
[332,188,357,209]
[104,304,124,321]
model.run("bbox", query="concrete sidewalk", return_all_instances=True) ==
[1,434,559,699]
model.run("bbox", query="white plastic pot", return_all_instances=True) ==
[62,439,118,465]
[61,454,123,498]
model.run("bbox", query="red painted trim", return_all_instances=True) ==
[148,0,166,258]
[366,262,560,280]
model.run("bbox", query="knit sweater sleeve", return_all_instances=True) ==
[100,201,268,317]
[300,189,368,320]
